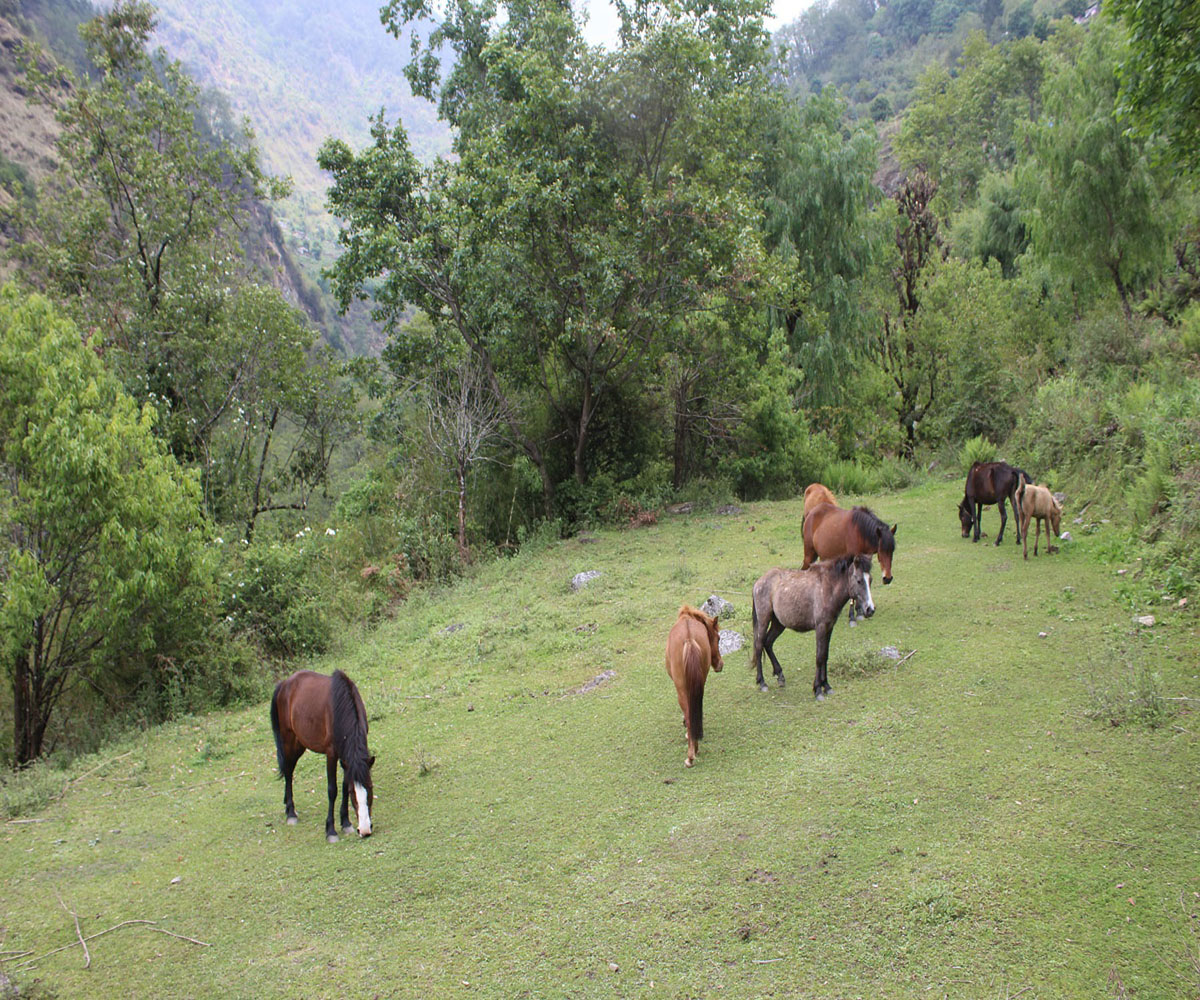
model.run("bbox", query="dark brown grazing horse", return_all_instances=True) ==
[271,669,375,842]
[751,555,874,699]
[958,461,1032,546]
[802,504,897,585]
[665,606,724,767]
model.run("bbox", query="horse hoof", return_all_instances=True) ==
[685,758,694,768]
[342,826,354,838]
[286,816,298,826]
[815,692,825,702]
[326,834,339,844]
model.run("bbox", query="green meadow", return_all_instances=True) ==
[2,480,1198,999]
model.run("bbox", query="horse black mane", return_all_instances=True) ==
[330,670,373,787]
[833,553,872,575]
[850,506,895,555]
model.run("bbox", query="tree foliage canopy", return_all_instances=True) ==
[0,287,212,765]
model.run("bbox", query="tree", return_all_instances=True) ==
[1,288,211,765]
[868,172,948,456]
[1020,20,1173,318]
[895,31,1047,216]
[761,88,879,406]
[1109,0,1200,172]
[322,0,772,511]
[419,357,506,560]
[14,2,345,535]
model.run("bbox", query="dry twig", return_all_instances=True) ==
[55,891,89,969]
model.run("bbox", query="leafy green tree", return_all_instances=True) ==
[1020,19,1173,317]
[1109,0,1200,171]
[896,31,1046,215]
[761,89,878,406]
[15,2,345,536]
[323,0,772,509]
[868,172,948,456]
[1,288,212,766]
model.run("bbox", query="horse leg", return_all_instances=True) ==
[752,624,767,691]
[674,681,694,766]
[324,754,339,843]
[281,745,302,825]
[995,498,1006,546]
[972,501,982,542]
[813,624,833,700]
[763,619,787,689]
[339,769,354,838]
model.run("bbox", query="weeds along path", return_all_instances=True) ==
[2,480,1198,999]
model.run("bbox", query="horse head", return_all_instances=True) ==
[844,555,875,619]
[958,496,973,537]
[875,522,896,584]
[706,616,724,672]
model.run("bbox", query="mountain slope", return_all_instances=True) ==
[147,0,450,276]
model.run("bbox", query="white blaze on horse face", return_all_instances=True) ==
[861,570,875,617]
[355,782,372,836]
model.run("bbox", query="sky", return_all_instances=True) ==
[577,0,817,47]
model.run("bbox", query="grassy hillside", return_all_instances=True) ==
[2,480,1198,998]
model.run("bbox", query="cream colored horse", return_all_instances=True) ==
[1019,483,1062,559]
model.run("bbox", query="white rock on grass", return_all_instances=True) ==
[571,570,601,591]
[701,594,734,619]
[718,630,744,655]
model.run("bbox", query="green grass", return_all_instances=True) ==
[2,480,1198,998]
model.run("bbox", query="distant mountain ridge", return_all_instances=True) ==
[147,0,450,273]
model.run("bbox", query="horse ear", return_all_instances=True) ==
[891,523,898,535]
[367,755,376,769]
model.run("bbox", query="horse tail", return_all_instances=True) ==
[684,641,705,741]
[330,670,370,786]
[270,680,285,779]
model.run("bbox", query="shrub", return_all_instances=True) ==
[958,435,999,472]
[220,538,331,659]
[1084,660,1172,730]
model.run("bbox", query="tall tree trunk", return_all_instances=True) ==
[1111,264,1133,320]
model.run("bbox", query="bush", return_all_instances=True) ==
[958,435,999,472]
[220,538,332,659]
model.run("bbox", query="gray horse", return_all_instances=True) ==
[751,555,875,699]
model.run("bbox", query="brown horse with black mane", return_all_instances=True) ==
[665,606,723,767]
[802,503,897,585]
[271,669,375,842]
[958,461,1032,545]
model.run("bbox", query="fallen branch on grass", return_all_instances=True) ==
[55,891,88,969]
[13,919,211,971]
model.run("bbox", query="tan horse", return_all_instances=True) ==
[803,482,837,521]
[1018,483,1062,559]
[665,606,724,767]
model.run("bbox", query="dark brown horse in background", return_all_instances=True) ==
[271,669,375,842]
[958,461,1032,545]
[665,606,724,767]
[802,504,897,585]
[751,555,875,699]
